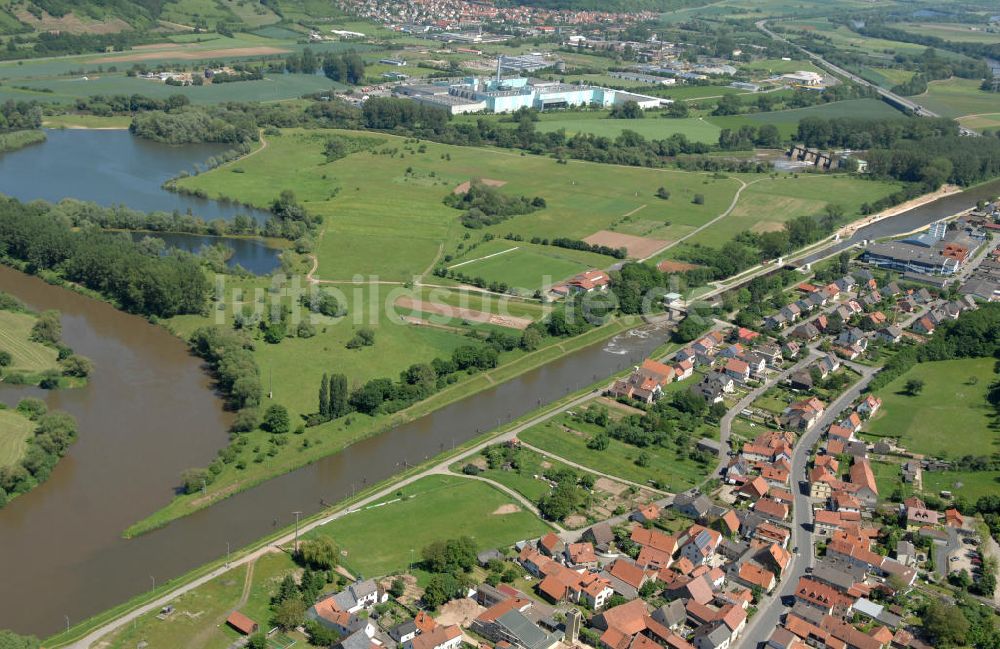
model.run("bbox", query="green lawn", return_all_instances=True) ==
[0,407,34,468]
[867,357,998,458]
[42,114,133,129]
[916,78,1000,119]
[518,413,711,492]
[921,469,1000,503]
[306,475,552,578]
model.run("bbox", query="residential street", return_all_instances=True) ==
[734,363,879,647]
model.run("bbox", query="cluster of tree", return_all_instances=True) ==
[796,115,957,150]
[2,30,142,61]
[610,100,644,119]
[0,399,77,508]
[50,197,260,238]
[919,596,1000,648]
[0,630,39,649]
[443,182,546,229]
[209,66,264,84]
[322,51,366,85]
[420,536,477,608]
[0,197,210,318]
[130,104,260,145]
[867,134,1000,189]
[188,327,262,420]
[0,129,46,154]
[0,99,42,133]
[268,189,319,240]
[259,537,339,639]
[717,124,782,150]
[314,373,350,424]
[537,466,591,521]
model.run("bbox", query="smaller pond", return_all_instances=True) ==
[128,231,283,275]
[0,129,272,223]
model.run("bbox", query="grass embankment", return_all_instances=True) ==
[0,407,35,468]
[124,315,633,538]
[42,114,132,129]
[0,129,45,153]
[48,366,629,649]
[0,307,84,389]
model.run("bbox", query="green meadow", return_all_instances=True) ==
[0,407,34,468]
[0,309,61,376]
[916,78,1000,120]
[306,475,552,578]
[529,111,722,144]
[518,413,711,493]
[707,99,904,139]
[867,357,998,458]
[176,128,745,279]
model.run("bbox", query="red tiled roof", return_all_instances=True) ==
[226,611,258,635]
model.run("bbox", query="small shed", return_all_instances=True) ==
[226,610,259,636]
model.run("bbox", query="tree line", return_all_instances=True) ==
[0,197,210,318]
[0,99,42,134]
[0,399,77,509]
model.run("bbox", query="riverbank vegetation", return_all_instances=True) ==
[0,197,209,318]
[0,129,44,153]
[0,291,90,388]
[0,398,78,508]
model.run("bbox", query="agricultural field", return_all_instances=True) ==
[529,111,722,145]
[0,407,34,468]
[915,78,1000,120]
[860,66,915,88]
[897,23,1000,44]
[446,240,614,292]
[866,357,998,458]
[707,98,904,139]
[0,309,61,378]
[304,475,552,579]
[959,114,1000,135]
[518,412,712,493]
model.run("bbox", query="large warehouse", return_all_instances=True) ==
[395,71,667,115]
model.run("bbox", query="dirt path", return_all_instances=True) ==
[236,557,258,609]
[638,177,757,261]
[518,441,669,496]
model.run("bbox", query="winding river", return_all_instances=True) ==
[0,132,998,636]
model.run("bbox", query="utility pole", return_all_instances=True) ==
[64,615,69,632]
[226,542,231,568]
[150,575,155,590]
[269,367,273,399]
[292,511,303,554]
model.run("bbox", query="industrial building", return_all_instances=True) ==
[395,60,667,115]
[860,223,975,276]
[780,70,824,86]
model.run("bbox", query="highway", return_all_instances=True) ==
[754,20,979,136]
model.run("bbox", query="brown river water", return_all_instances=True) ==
[1,170,997,638]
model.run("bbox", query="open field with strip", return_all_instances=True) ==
[0,309,60,375]
[304,475,552,578]
[916,78,1000,120]
[0,408,34,468]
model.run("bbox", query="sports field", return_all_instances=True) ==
[305,475,552,578]
[447,240,612,292]
[867,357,997,458]
[0,408,34,468]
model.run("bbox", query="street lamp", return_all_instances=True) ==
[293,511,303,554]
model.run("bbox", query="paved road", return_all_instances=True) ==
[716,350,823,475]
[735,363,879,648]
[755,20,978,136]
[70,388,609,648]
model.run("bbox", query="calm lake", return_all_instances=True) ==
[0,129,281,274]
